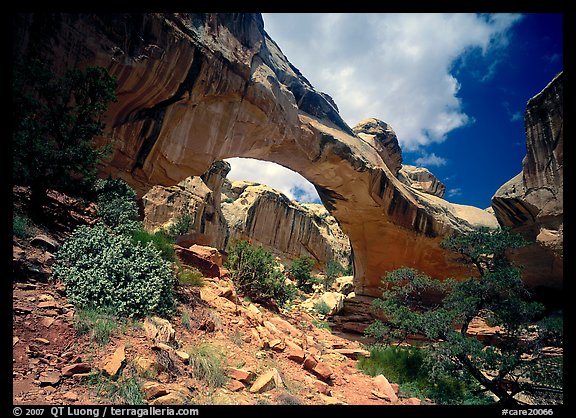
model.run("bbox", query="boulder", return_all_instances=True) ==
[319,292,345,316]
[249,368,283,393]
[101,344,125,377]
[61,363,91,377]
[144,316,176,344]
[398,165,446,198]
[373,374,398,403]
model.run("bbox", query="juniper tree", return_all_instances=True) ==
[366,227,563,405]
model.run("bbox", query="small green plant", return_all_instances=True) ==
[181,311,192,331]
[177,266,205,287]
[324,260,344,290]
[85,367,145,405]
[130,228,176,262]
[188,343,228,388]
[230,330,244,347]
[13,213,32,239]
[166,211,193,238]
[313,300,331,316]
[288,256,316,292]
[222,197,235,204]
[73,306,119,347]
[225,240,297,309]
[312,320,331,331]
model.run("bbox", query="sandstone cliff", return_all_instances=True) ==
[14,13,501,297]
[141,161,351,269]
[221,180,351,268]
[492,72,563,293]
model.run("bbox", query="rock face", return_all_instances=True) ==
[142,161,352,268]
[492,72,563,295]
[221,180,351,267]
[398,165,446,198]
[14,13,501,297]
[353,118,402,176]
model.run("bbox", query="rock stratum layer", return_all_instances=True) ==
[492,72,563,294]
[16,13,506,297]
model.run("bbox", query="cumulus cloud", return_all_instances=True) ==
[225,158,321,203]
[263,13,522,151]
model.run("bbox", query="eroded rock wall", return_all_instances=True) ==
[492,72,563,294]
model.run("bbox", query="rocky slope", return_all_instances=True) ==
[13,13,502,297]
[491,72,563,297]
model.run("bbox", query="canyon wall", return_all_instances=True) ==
[492,72,563,295]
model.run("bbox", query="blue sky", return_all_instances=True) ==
[226,13,563,209]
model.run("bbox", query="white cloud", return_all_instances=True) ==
[225,157,321,203]
[414,153,447,167]
[447,188,463,198]
[263,13,522,151]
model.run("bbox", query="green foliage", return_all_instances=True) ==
[225,240,297,308]
[367,227,562,405]
[313,300,331,316]
[13,213,32,238]
[130,228,176,262]
[222,197,235,204]
[86,368,145,405]
[181,311,192,331]
[93,177,139,234]
[312,320,331,331]
[357,345,493,405]
[52,224,175,318]
[73,306,119,347]
[13,59,117,208]
[188,343,228,388]
[177,266,205,287]
[166,212,193,238]
[288,255,316,292]
[324,260,345,290]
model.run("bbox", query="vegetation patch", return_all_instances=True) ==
[188,343,228,388]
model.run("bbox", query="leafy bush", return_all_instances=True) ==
[52,224,175,318]
[288,256,316,292]
[166,212,193,238]
[13,213,32,238]
[93,177,139,234]
[313,300,331,316]
[324,260,345,290]
[225,240,297,308]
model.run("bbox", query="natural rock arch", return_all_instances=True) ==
[15,13,499,297]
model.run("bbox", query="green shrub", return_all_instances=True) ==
[313,300,331,316]
[52,224,175,318]
[130,228,175,262]
[312,320,331,331]
[188,343,228,388]
[222,197,235,204]
[93,177,139,235]
[177,266,205,287]
[13,213,31,238]
[166,212,193,238]
[357,344,493,405]
[324,260,344,290]
[288,256,316,292]
[225,240,297,308]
